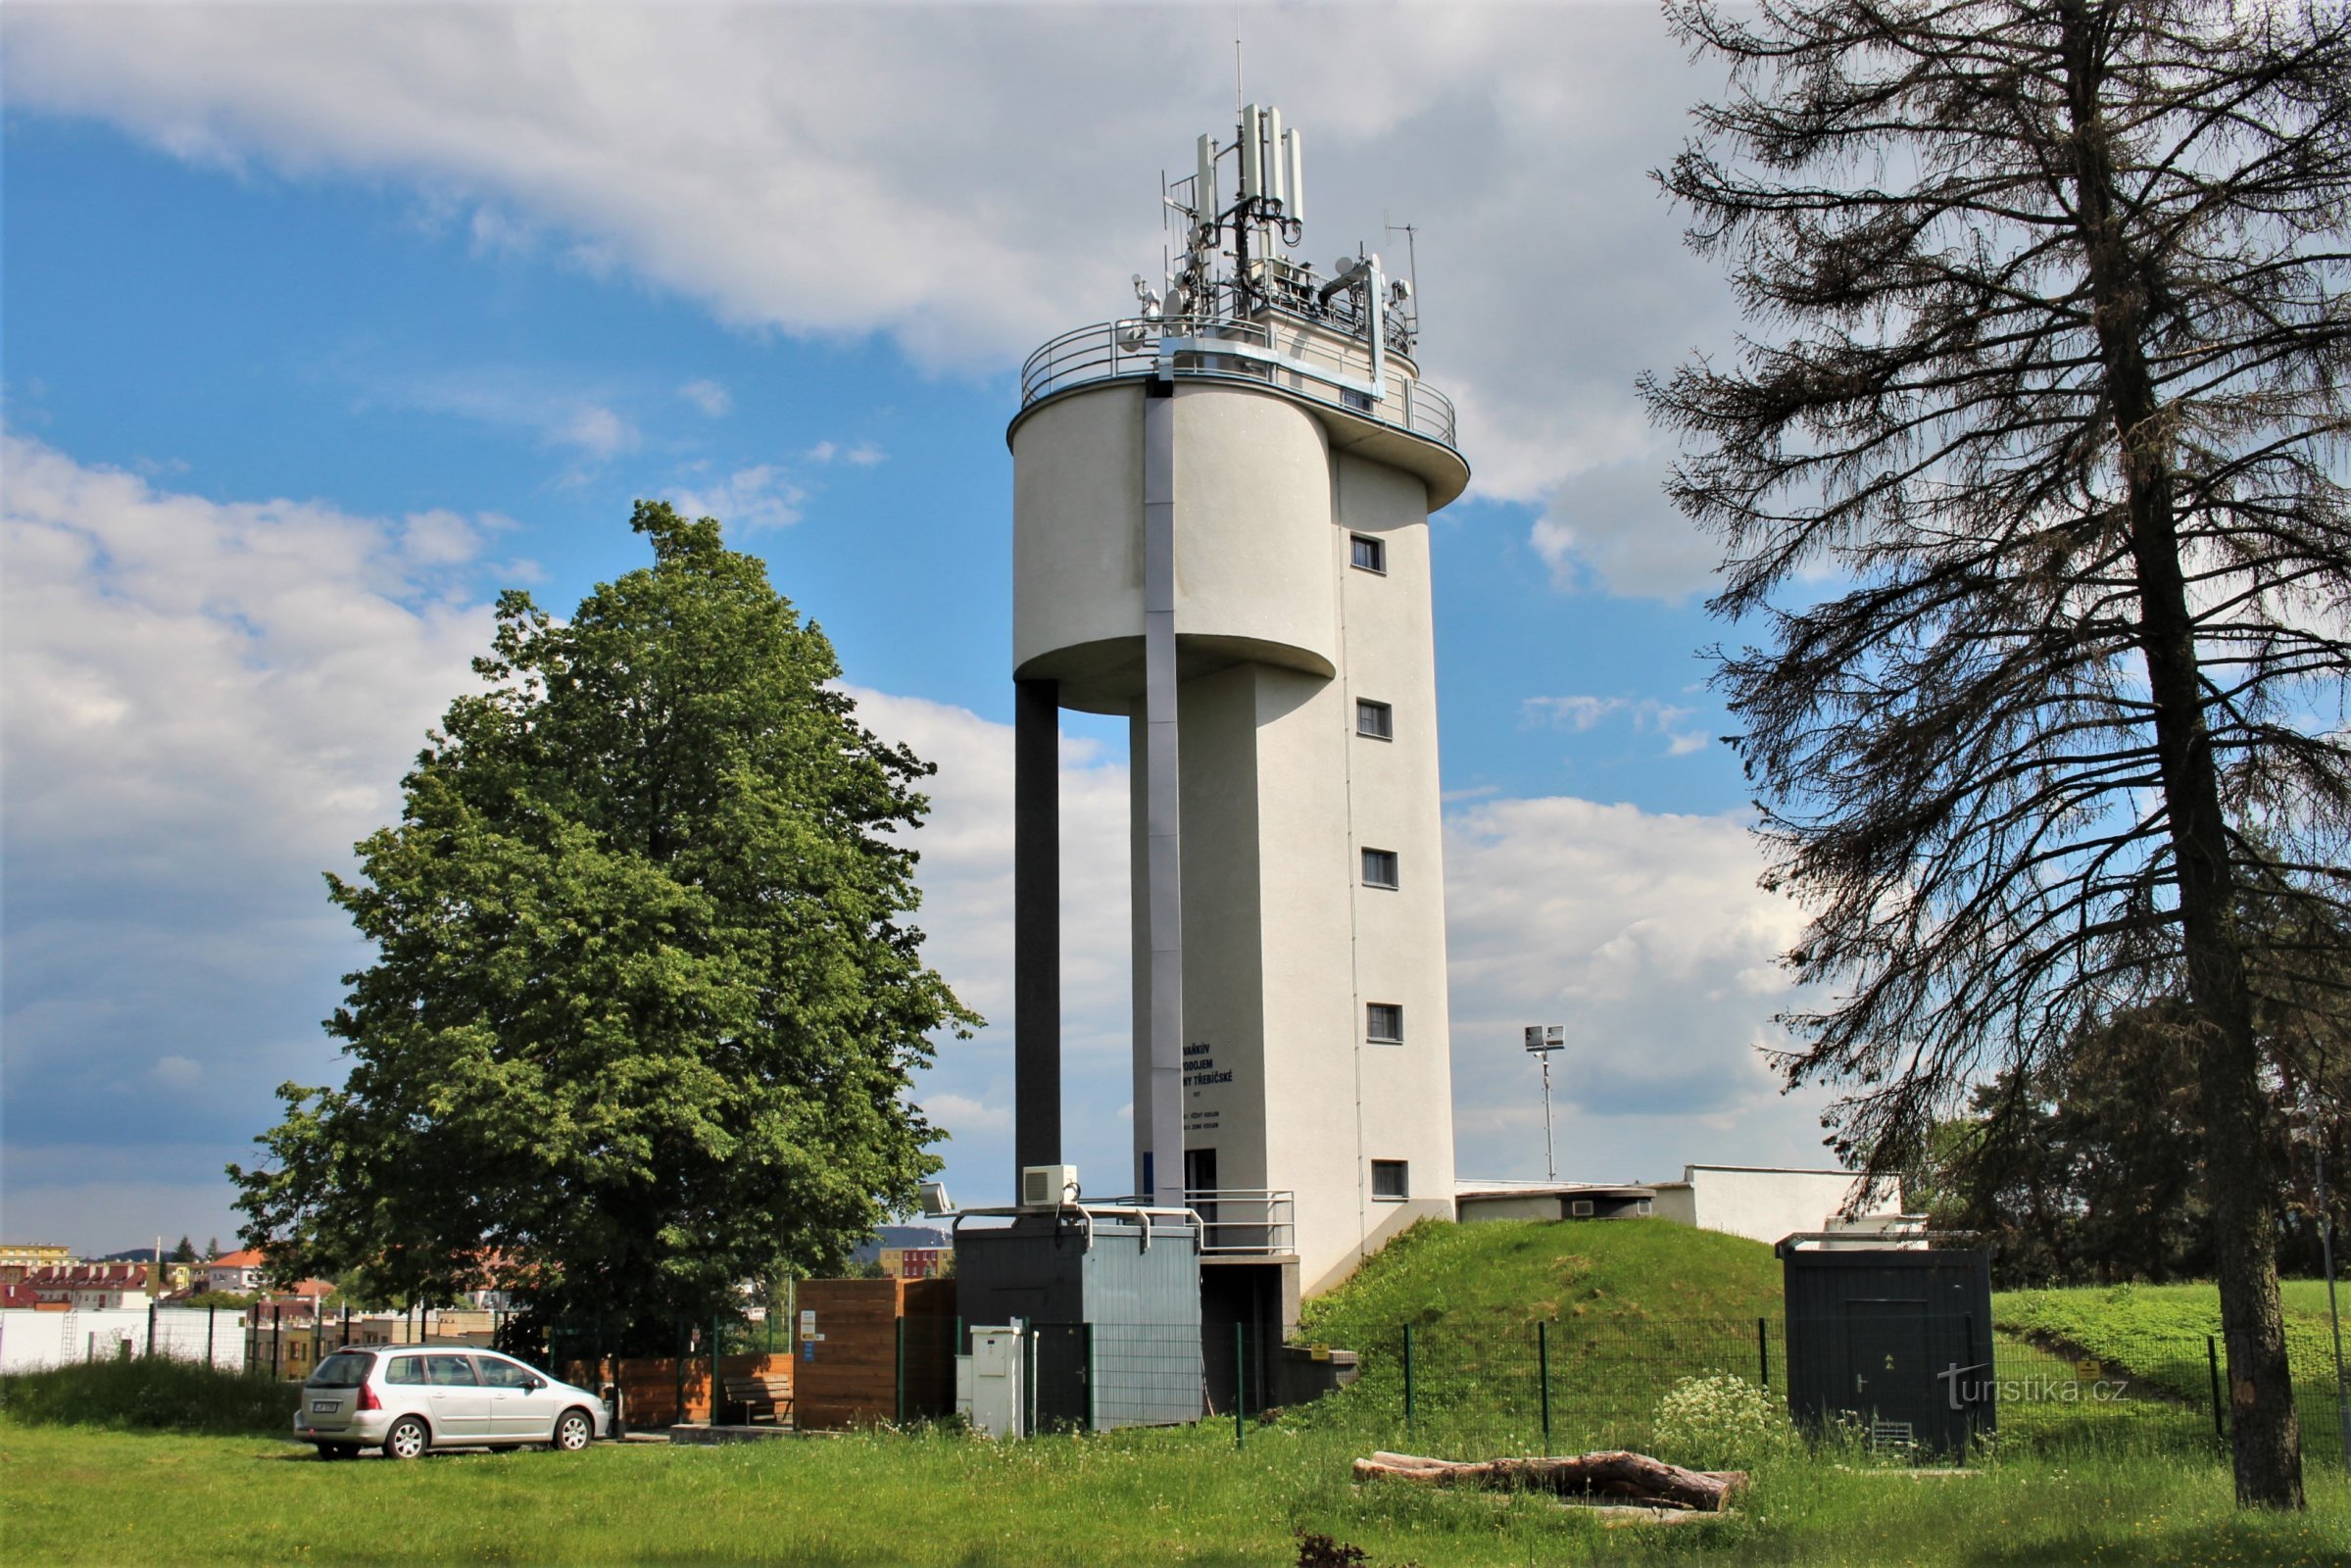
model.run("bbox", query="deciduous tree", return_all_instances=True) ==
[1645,0,2351,1506]
[229,504,975,1347]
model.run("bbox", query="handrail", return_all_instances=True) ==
[1017,317,1458,453]
[1184,1188,1298,1257]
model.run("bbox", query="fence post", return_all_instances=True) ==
[712,1314,722,1423]
[1757,1317,1770,1390]
[207,1304,217,1368]
[1235,1322,1246,1450]
[1403,1323,1416,1441]
[313,1307,322,1371]
[2207,1336,2227,1446]
[1538,1322,1552,1456]
[146,1301,156,1359]
[273,1304,283,1379]
[674,1319,686,1428]
[342,1303,351,1349]
[1085,1323,1098,1434]
[895,1314,906,1427]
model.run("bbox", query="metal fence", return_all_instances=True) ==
[1289,1316,2349,1465]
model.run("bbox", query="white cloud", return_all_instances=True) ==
[841,688,1136,1198]
[1525,692,1711,759]
[1,434,502,1249]
[0,433,1829,1246]
[3,4,1737,597]
[919,1093,1009,1134]
[678,378,732,417]
[844,443,885,467]
[1442,796,1835,1180]
[372,368,641,459]
[667,464,806,531]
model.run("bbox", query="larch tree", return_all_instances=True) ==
[1644,0,2351,1506]
[229,503,976,1348]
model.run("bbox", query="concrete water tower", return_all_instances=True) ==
[1008,106,1466,1318]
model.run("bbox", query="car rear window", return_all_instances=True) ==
[385,1355,426,1385]
[308,1350,375,1388]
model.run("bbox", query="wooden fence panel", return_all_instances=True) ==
[795,1278,958,1430]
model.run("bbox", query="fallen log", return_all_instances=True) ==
[1351,1450,1747,1512]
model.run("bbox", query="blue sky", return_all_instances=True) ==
[2,5,1838,1255]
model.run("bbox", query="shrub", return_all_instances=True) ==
[0,1356,299,1437]
[1648,1372,1793,1471]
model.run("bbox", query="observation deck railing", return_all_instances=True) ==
[1019,316,1458,453]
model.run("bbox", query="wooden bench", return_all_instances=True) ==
[719,1373,793,1426]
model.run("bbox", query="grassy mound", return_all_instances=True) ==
[0,1356,299,1438]
[1298,1216,1784,1348]
[1284,1218,1785,1454]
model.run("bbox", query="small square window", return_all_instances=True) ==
[1362,849,1398,889]
[1349,534,1387,573]
[1371,1160,1410,1200]
[1366,1003,1403,1044]
[1355,699,1394,740]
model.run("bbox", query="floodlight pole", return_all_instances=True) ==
[1524,1025,1564,1185]
[1539,1051,1556,1184]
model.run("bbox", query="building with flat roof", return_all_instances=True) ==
[1007,105,1463,1311]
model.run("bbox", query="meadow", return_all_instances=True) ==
[8,1226,2347,1564]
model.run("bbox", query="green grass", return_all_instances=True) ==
[10,1234,2347,1564]
[1284,1220,1788,1458]
[1298,1217,1785,1344]
[1995,1281,2347,1385]
[5,1417,2347,1565]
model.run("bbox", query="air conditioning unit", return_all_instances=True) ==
[1021,1164,1080,1208]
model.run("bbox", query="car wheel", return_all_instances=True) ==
[384,1416,430,1461]
[551,1408,593,1452]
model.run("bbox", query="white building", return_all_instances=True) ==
[1007,106,1463,1313]
[206,1248,269,1294]
[1649,1164,1917,1248]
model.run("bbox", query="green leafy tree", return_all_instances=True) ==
[230,504,976,1347]
[1646,0,2351,1506]
[171,1235,198,1264]
[1930,898,2351,1284]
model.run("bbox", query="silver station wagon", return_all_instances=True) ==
[294,1345,612,1459]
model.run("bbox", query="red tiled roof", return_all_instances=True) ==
[210,1249,267,1269]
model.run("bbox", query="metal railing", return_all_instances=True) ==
[1018,317,1459,452]
[1187,1189,1297,1257]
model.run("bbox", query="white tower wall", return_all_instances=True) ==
[1018,370,1457,1293]
[1006,108,1466,1302]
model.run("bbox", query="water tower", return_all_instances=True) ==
[1007,105,1466,1332]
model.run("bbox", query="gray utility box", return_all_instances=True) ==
[1780,1244,1996,1459]
[955,1211,1202,1431]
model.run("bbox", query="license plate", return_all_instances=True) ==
[311,1399,337,1413]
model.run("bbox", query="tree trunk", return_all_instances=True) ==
[2059,3,2304,1509]
[1352,1449,1747,1511]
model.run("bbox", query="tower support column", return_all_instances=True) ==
[1014,676,1062,1181]
[1142,378,1185,1209]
